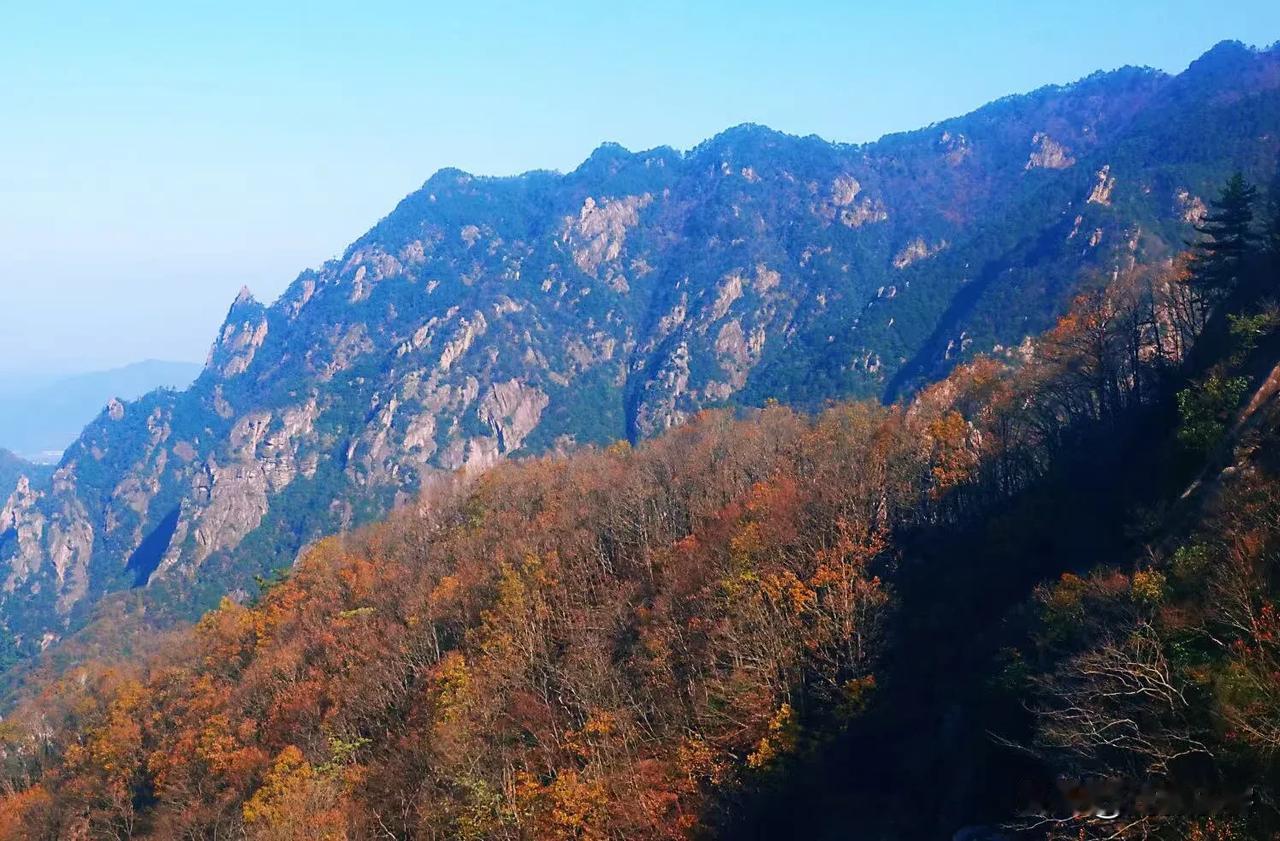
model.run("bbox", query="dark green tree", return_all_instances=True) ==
[1189,172,1259,299]
[1263,165,1280,281]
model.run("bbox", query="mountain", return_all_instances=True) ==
[2,41,1279,664]
[0,360,201,463]
[6,186,1280,839]
[0,450,49,500]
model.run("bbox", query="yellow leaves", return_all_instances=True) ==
[429,574,463,612]
[513,770,540,804]
[746,702,796,769]
[759,569,816,614]
[1037,571,1094,642]
[582,709,616,739]
[295,535,346,569]
[516,769,609,841]
[1130,569,1167,605]
[491,554,554,620]
[808,562,842,591]
[50,672,151,827]
[191,713,260,780]
[439,774,511,841]
[562,709,621,763]
[243,746,313,825]
[89,691,144,773]
[729,521,765,570]
[429,651,472,722]
[1046,572,1087,612]
[479,555,558,674]
[676,735,724,785]
[547,771,606,838]
[197,597,258,663]
[927,410,978,495]
[243,745,347,840]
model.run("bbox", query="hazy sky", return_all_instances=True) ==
[3,2,1279,374]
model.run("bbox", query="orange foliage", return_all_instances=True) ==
[0,402,940,839]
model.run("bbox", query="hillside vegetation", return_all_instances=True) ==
[2,172,1279,839]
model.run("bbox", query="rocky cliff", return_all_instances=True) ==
[3,40,1279,662]
[0,451,47,503]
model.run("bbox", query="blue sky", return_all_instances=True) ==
[3,1,1279,374]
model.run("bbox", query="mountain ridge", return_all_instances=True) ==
[2,40,1279,667]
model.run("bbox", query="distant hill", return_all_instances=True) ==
[0,360,201,463]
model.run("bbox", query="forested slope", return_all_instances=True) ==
[2,173,1280,839]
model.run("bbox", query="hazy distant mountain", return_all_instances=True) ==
[0,360,201,463]
[2,40,1278,661]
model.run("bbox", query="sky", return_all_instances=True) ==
[3,1,1280,375]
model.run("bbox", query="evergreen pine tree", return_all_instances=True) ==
[1263,165,1280,282]
[1190,172,1259,299]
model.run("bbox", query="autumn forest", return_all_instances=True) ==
[1,168,1279,840]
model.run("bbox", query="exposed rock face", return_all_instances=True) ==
[1025,132,1076,170]
[1087,164,1116,205]
[709,272,745,322]
[2,477,47,591]
[477,380,549,454]
[829,174,863,207]
[1,466,94,629]
[437,313,487,373]
[0,452,49,524]
[1176,188,1208,224]
[186,460,270,566]
[938,130,972,165]
[208,289,269,378]
[633,342,692,438]
[827,175,889,227]
[155,401,320,580]
[712,319,766,395]
[563,194,654,290]
[893,237,949,270]
[4,41,1280,663]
